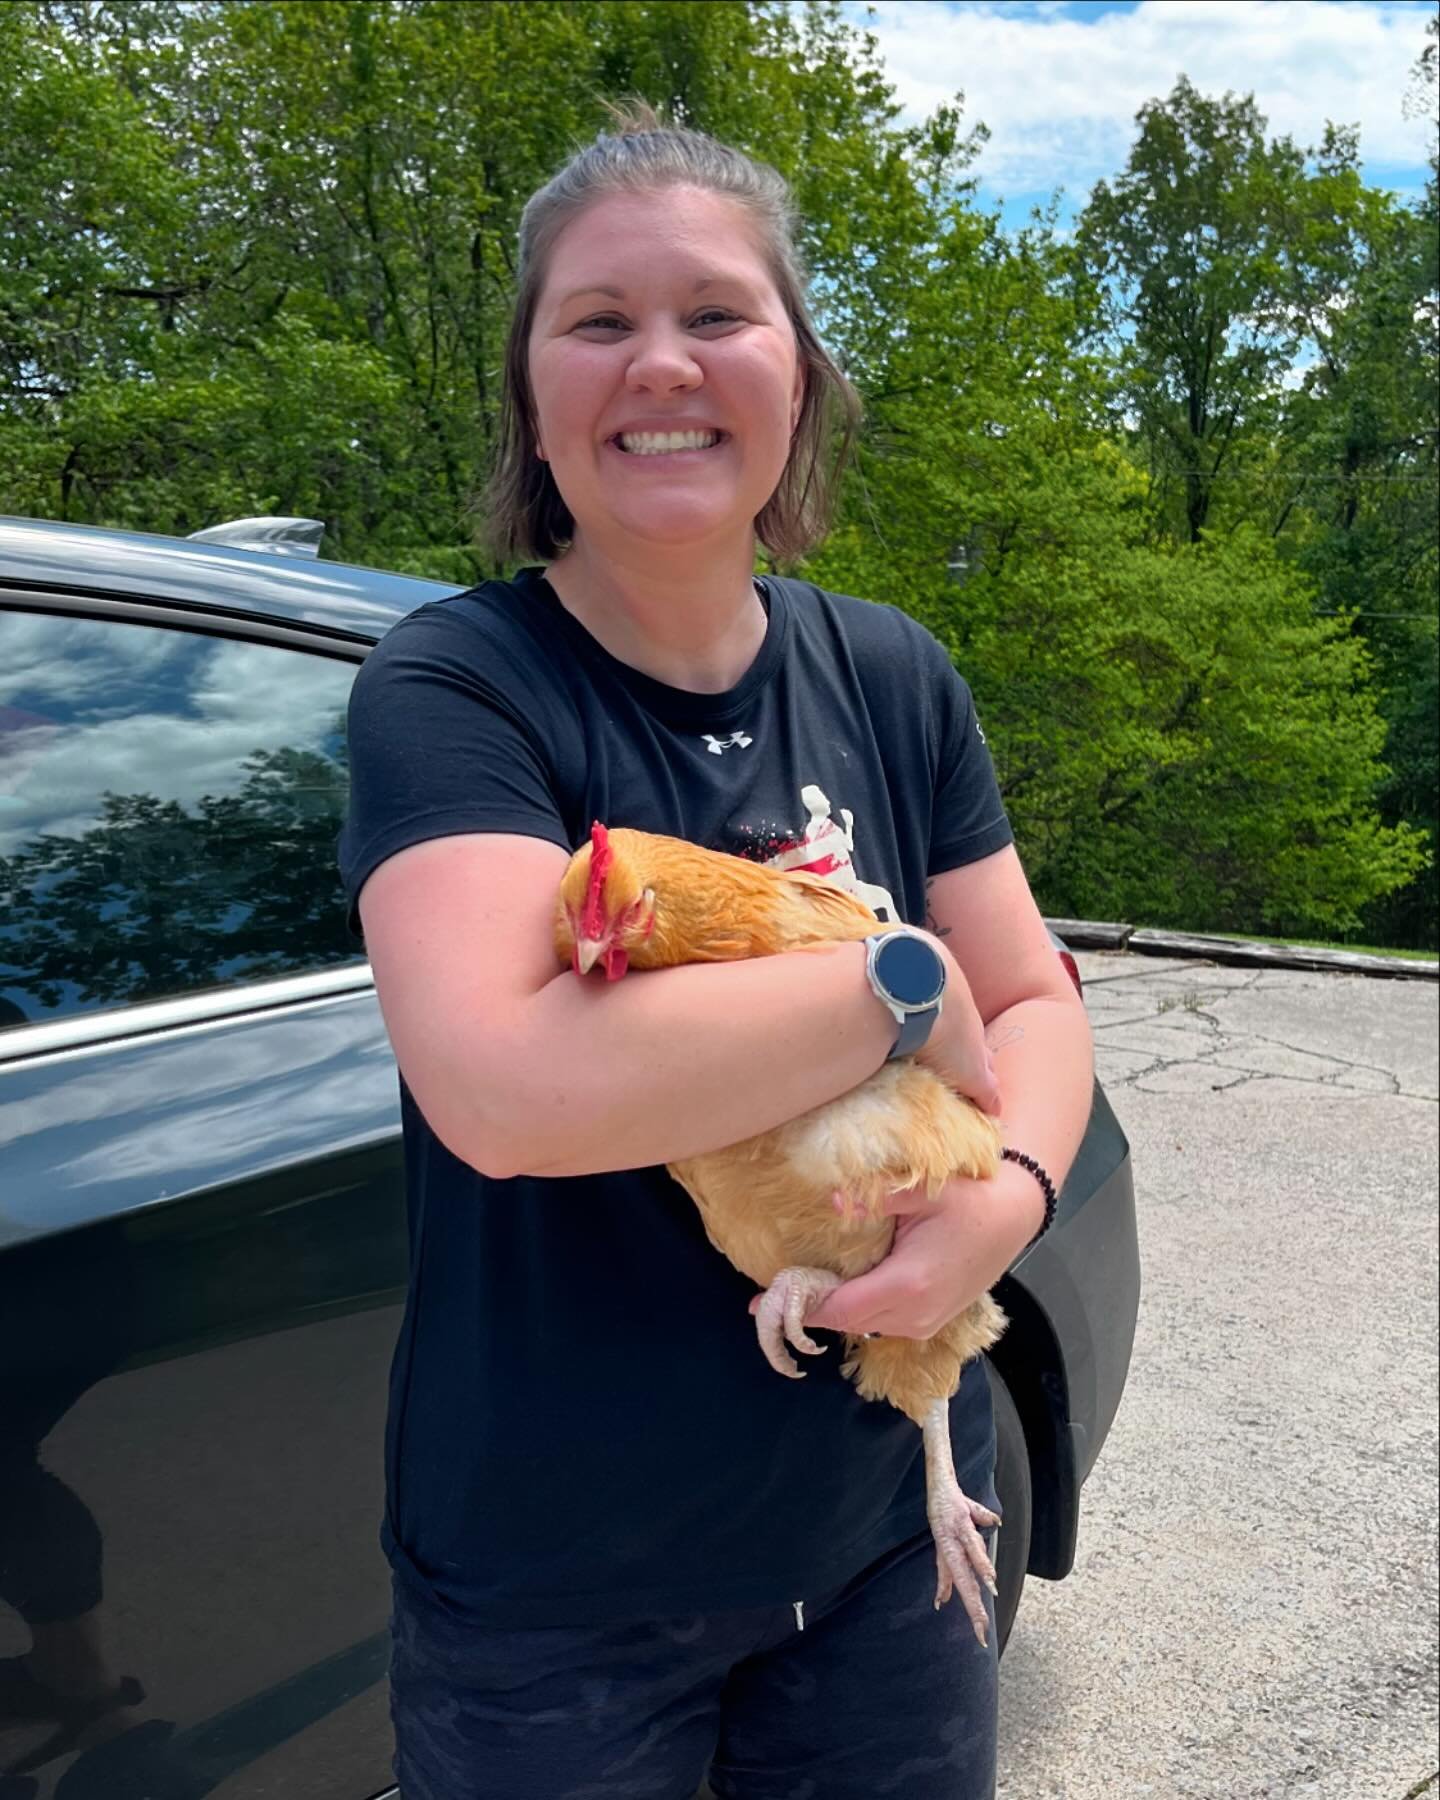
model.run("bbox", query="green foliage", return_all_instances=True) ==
[1273,152,1439,948]
[1073,75,1437,946]
[0,0,1433,944]
[971,520,1425,938]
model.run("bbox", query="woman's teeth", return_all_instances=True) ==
[616,429,722,455]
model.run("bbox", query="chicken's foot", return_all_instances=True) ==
[754,1267,843,1378]
[923,1397,1000,1646]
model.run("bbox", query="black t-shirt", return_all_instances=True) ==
[338,566,1014,1627]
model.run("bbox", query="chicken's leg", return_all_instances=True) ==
[753,1267,843,1378]
[923,1397,1001,1646]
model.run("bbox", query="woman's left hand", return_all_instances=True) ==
[747,1166,1043,1340]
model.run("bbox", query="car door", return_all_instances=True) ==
[0,599,405,1800]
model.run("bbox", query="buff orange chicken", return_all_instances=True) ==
[554,822,1008,1644]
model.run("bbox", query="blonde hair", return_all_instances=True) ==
[477,99,862,568]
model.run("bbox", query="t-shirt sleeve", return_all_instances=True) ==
[925,640,1014,875]
[337,603,571,937]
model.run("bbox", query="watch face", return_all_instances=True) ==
[875,932,946,1008]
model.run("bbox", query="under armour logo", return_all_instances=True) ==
[701,732,753,756]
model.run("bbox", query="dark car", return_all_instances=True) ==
[0,515,1140,1800]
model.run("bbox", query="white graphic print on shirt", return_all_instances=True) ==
[701,731,754,756]
[760,783,898,923]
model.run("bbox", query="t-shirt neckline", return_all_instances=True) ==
[514,566,789,728]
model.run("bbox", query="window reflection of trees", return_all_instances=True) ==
[2,617,368,1027]
[0,727,361,1026]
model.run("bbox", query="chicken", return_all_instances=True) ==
[554,821,1009,1643]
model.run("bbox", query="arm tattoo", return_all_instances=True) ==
[986,1024,1025,1052]
[923,878,952,939]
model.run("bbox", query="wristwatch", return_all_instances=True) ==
[863,928,947,1061]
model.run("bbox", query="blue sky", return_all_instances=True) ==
[843,0,1438,232]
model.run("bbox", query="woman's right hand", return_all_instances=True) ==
[909,934,1003,1116]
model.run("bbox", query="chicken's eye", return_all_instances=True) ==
[617,892,657,940]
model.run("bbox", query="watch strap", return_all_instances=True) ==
[890,1004,938,1060]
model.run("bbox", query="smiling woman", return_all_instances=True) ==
[341,97,1093,1800]
[523,182,805,667]
[479,116,861,584]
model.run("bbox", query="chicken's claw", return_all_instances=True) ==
[754,1266,844,1378]
[931,1491,1001,1637]
[923,1398,1001,1646]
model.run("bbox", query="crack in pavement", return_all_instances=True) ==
[1081,957,1438,1102]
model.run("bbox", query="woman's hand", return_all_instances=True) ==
[763,1163,1045,1340]
[909,935,1002,1117]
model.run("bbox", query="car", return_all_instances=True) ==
[0,514,1140,1799]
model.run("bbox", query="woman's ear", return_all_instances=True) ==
[790,367,805,435]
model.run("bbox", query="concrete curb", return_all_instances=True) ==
[1043,918,1438,983]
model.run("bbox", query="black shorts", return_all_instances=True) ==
[388,1475,1002,1800]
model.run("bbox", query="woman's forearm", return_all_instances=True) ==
[475,943,896,1178]
[984,989,1095,1238]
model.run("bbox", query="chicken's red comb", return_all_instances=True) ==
[581,821,613,939]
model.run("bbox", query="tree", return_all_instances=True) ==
[1273,146,1438,946]
[1074,77,1312,546]
[793,96,1426,940]
[1071,74,1436,943]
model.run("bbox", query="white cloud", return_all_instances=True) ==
[847,1,1436,201]
[0,622,352,855]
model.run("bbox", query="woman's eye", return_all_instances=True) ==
[575,310,740,332]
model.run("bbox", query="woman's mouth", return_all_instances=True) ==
[609,429,728,457]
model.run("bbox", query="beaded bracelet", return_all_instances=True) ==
[1001,1147,1058,1246]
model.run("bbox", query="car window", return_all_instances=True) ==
[0,610,363,1032]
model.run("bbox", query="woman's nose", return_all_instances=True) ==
[625,325,702,392]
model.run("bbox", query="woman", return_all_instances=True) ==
[340,102,1093,1800]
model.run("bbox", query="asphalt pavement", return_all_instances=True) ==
[997,951,1439,1800]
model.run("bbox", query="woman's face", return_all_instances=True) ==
[527,186,805,557]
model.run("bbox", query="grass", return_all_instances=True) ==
[1155,992,1205,1015]
[1195,929,1436,964]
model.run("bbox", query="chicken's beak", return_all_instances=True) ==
[573,936,606,976]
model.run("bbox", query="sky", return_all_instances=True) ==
[842,0,1438,232]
